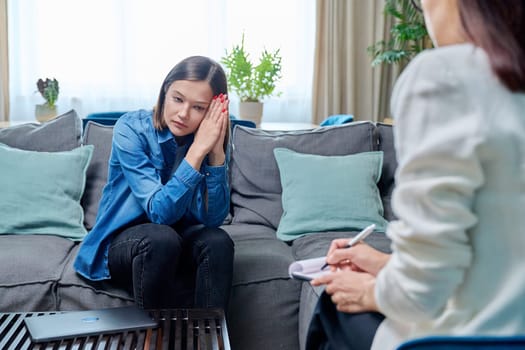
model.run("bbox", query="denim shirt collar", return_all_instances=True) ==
[156,126,194,147]
[157,126,174,144]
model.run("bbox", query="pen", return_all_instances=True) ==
[320,224,376,270]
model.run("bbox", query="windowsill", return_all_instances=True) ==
[0,120,40,129]
[0,120,321,131]
[259,122,318,131]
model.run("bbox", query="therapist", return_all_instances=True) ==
[306,0,525,349]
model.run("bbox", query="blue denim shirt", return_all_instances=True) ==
[74,110,230,281]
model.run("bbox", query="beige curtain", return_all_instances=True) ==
[0,0,8,121]
[312,0,401,124]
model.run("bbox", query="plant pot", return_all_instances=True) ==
[35,104,58,122]
[239,101,263,127]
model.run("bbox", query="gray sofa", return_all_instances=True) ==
[0,110,396,350]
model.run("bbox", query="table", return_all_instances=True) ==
[0,308,230,350]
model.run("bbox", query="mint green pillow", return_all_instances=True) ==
[273,148,388,241]
[0,143,94,240]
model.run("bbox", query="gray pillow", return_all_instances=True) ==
[81,122,114,230]
[0,109,82,152]
[230,122,377,229]
[376,123,398,221]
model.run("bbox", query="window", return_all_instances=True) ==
[8,0,315,123]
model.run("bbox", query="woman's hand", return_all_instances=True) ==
[325,240,390,276]
[311,269,379,313]
[208,95,229,166]
[187,94,229,168]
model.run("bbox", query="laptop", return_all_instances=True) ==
[24,306,158,342]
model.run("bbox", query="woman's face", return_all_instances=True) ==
[421,0,466,47]
[163,80,213,136]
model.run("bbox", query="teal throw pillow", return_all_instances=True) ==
[0,143,94,240]
[273,148,388,241]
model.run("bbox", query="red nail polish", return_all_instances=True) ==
[222,108,227,113]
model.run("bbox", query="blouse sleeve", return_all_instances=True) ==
[375,50,485,322]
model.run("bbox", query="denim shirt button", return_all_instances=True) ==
[205,172,210,176]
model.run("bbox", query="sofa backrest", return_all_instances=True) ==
[229,122,387,230]
[376,123,398,221]
[81,121,114,230]
[80,120,398,232]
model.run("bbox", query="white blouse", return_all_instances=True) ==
[372,43,525,350]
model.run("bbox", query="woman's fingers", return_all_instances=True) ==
[208,94,228,121]
[198,94,228,149]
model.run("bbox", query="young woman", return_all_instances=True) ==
[307,0,525,349]
[74,56,234,310]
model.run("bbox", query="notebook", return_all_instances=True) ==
[24,306,158,342]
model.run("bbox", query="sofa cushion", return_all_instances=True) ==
[220,223,277,242]
[223,235,295,285]
[0,109,82,152]
[81,121,114,230]
[230,122,377,230]
[0,235,75,311]
[0,143,94,240]
[228,280,301,350]
[291,230,393,262]
[273,148,388,241]
[223,227,302,350]
[58,244,134,310]
[376,123,398,221]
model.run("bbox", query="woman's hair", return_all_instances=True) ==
[153,55,229,127]
[458,0,525,92]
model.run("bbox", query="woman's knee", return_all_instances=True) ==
[201,227,234,253]
[186,227,234,264]
[132,223,183,258]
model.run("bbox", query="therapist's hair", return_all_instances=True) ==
[152,56,229,149]
[458,0,525,92]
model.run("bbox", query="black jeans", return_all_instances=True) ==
[108,223,234,310]
[306,291,385,350]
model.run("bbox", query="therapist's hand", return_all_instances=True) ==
[325,241,390,276]
[311,269,379,313]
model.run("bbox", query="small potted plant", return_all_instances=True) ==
[35,78,59,122]
[221,34,282,126]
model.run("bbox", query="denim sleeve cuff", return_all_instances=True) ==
[203,164,227,184]
[174,159,204,187]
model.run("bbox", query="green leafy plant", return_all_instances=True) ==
[368,0,432,66]
[36,78,59,107]
[221,34,282,102]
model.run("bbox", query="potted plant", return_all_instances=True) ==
[35,78,59,122]
[368,0,432,67]
[221,34,282,126]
